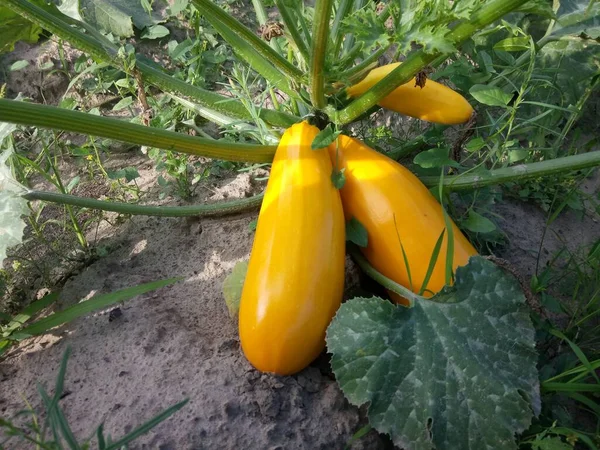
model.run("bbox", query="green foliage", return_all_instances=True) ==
[222,260,248,318]
[0,347,188,448]
[1,278,179,357]
[327,257,540,450]
[0,3,44,53]
[345,217,368,247]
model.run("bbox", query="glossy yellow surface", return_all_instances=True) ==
[347,63,474,125]
[330,135,477,302]
[239,121,346,375]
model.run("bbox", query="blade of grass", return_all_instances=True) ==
[549,329,600,384]
[542,382,600,393]
[20,279,180,337]
[3,292,59,336]
[419,229,446,296]
[565,392,600,417]
[393,214,414,292]
[438,171,455,286]
[542,360,600,383]
[104,399,189,450]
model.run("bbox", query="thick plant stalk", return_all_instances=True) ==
[421,152,600,191]
[310,0,334,108]
[349,246,420,307]
[192,0,303,84]
[274,0,310,63]
[2,0,298,129]
[0,100,276,163]
[23,191,264,217]
[21,153,600,220]
[331,0,354,58]
[336,0,531,124]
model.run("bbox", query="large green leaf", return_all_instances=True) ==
[61,0,164,37]
[0,5,44,53]
[326,256,540,450]
[550,0,600,39]
[222,261,247,318]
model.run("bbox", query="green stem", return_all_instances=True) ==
[0,100,276,163]
[310,0,334,109]
[331,0,354,58]
[420,152,600,191]
[336,0,530,124]
[191,0,302,84]
[348,245,420,307]
[3,0,297,128]
[275,0,310,64]
[338,45,388,83]
[23,191,264,217]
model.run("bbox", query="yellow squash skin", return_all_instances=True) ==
[347,63,474,125]
[330,135,477,302]
[239,121,345,376]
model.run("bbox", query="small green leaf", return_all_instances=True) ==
[509,149,529,163]
[66,176,80,193]
[112,96,134,111]
[312,124,341,150]
[465,137,485,153]
[346,217,368,248]
[413,147,461,169]
[327,257,540,450]
[39,61,54,70]
[169,0,189,16]
[531,436,572,450]
[494,37,530,52]
[141,25,169,40]
[248,219,258,232]
[469,84,513,107]
[462,210,496,233]
[9,60,29,71]
[107,166,140,182]
[331,168,346,189]
[222,261,248,318]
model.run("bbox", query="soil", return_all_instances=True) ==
[1,14,600,450]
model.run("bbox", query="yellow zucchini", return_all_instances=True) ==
[347,63,474,125]
[329,134,477,303]
[239,121,346,375]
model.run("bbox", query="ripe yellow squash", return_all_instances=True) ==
[329,135,477,303]
[239,121,345,375]
[347,63,474,125]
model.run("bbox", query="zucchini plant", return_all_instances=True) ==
[1,0,599,449]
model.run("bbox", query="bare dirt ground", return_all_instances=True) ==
[1,33,600,450]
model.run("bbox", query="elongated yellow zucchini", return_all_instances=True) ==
[239,121,346,375]
[329,134,477,303]
[347,63,474,125]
